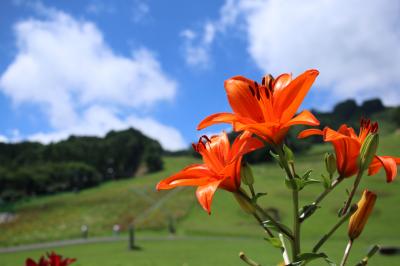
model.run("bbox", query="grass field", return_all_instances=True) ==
[1,132,399,265]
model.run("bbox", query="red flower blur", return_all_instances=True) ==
[156,131,263,214]
[25,252,76,266]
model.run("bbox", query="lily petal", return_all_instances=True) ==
[297,128,323,139]
[272,73,292,93]
[197,112,238,130]
[196,179,224,214]
[323,127,355,142]
[235,122,277,143]
[283,110,320,128]
[156,164,214,190]
[224,76,265,122]
[274,69,319,122]
[230,131,264,162]
[368,156,400,182]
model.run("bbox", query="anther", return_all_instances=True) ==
[200,135,211,143]
[248,85,255,96]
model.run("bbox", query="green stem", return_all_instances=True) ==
[292,189,300,257]
[355,245,380,266]
[299,177,343,222]
[252,212,274,238]
[340,171,363,216]
[275,146,300,260]
[237,190,293,240]
[248,184,256,199]
[279,233,291,265]
[340,239,354,266]
[312,204,358,252]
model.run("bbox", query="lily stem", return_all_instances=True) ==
[237,189,293,240]
[299,176,343,222]
[275,146,300,260]
[340,239,354,266]
[279,233,291,265]
[248,184,257,199]
[340,171,363,216]
[252,212,274,238]
[313,204,358,252]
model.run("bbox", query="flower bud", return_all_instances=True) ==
[241,163,254,186]
[283,144,294,163]
[348,190,377,240]
[324,152,336,176]
[234,192,256,214]
[358,133,379,172]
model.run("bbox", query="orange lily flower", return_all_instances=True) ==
[298,119,400,182]
[156,131,263,214]
[348,189,377,240]
[198,69,320,145]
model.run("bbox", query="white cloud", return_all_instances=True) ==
[185,0,400,106]
[131,1,150,23]
[240,0,400,106]
[0,135,8,143]
[86,2,116,15]
[0,6,186,150]
[29,106,187,151]
[180,0,240,68]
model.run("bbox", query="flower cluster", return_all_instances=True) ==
[157,69,400,265]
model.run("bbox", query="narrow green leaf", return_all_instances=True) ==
[302,169,313,180]
[262,220,293,236]
[283,144,294,162]
[264,237,283,249]
[296,252,336,266]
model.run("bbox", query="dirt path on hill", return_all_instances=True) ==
[0,235,257,254]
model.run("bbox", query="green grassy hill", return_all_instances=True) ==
[1,132,399,265]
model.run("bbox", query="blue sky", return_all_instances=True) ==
[0,0,399,150]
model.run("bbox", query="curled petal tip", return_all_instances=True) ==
[156,181,167,190]
[306,69,319,76]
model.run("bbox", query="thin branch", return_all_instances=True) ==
[299,176,343,222]
[313,204,358,252]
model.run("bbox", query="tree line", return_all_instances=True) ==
[0,128,163,203]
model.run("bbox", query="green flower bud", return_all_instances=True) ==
[358,133,379,172]
[283,144,294,163]
[241,163,254,186]
[324,152,337,176]
[234,192,256,214]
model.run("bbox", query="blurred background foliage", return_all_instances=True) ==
[0,128,163,203]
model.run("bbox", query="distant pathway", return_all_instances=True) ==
[0,235,257,254]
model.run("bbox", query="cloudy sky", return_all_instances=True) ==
[0,0,399,150]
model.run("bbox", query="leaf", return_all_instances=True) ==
[264,237,283,249]
[296,252,336,266]
[283,144,294,162]
[321,174,331,189]
[292,178,321,191]
[253,192,267,202]
[301,179,322,187]
[301,169,313,180]
[269,150,283,168]
[262,220,293,236]
[285,177,302,191]
[299,204,318,222]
